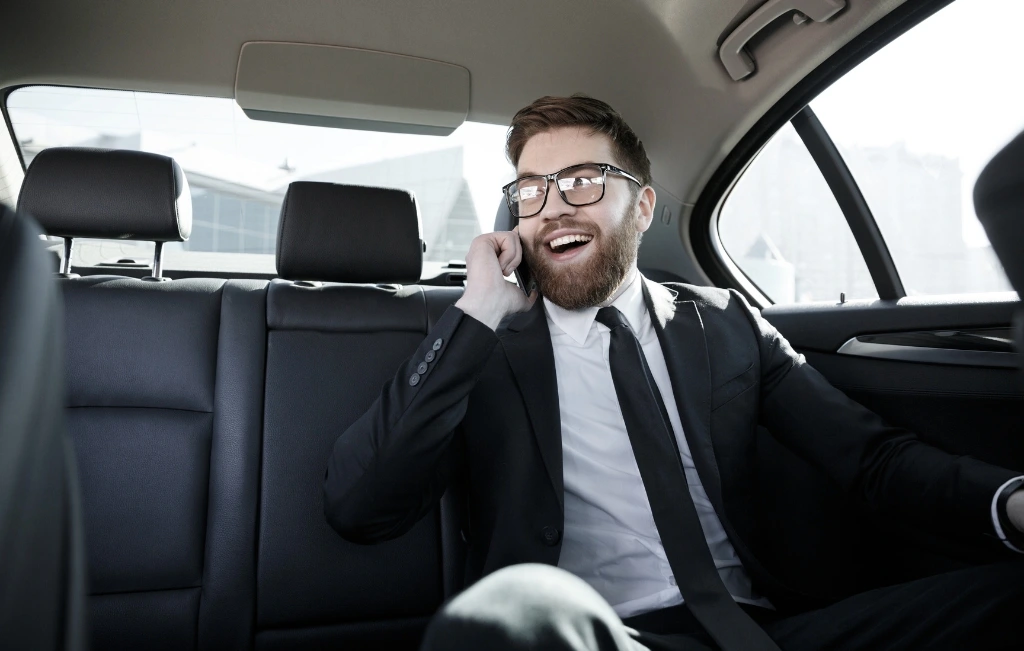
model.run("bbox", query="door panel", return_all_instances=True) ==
[760,299,1023,584]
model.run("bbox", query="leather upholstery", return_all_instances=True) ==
[60,277,266,651]
[198,280,268,650]
[974,129,1024,293]
[276,182,422,283]
[18,147,192,241]
[267,279,429,332]
[63,277,221,410]
[257,280,460,647]
[494,197,515,232]
[42,165,465,648]
[59,272,458,649]
[0,207,87,651]
[255,617,432,651]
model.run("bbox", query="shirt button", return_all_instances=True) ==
[409,373,420,386]
[432,338,443,351]
[424,350,436,362]
[541,526,561,546]
[416,362,429,375]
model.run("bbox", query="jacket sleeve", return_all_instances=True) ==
[733,291,1020,542]
[323,305,498,544]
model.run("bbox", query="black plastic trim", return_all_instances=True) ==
[0,86,28,172]
[691,0,955,300]
[791,106,905,300]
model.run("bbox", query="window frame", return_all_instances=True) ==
[692,0,955,307]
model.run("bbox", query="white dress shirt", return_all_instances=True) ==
[548,270,773,618]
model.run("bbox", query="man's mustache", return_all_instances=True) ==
[533,221,600,249]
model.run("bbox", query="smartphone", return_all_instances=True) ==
[511,229,537,296]
[513,253,536,296]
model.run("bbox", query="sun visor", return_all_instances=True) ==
[234,42,470,136]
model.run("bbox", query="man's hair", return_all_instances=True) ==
[505,94,652,187]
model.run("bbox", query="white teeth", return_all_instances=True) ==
[548,234,594,249]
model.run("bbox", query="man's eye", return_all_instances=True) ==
[517,186,543,201]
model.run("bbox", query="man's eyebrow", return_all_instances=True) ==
[516,161,598,179]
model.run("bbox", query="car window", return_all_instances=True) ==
[718,123,877,304]
[7,86,511,274]
[718,0,1019,303]
[811,0,1019,297]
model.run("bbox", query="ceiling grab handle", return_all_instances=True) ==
[719,0,847,81]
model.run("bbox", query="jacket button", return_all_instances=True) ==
[424,350,436,362]
[541,526,560,546]
[416,361,429,374]
[432,338,443,351]
[409,373,420,386]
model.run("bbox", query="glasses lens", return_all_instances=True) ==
[510,176,547,217]
[556,165,605,206]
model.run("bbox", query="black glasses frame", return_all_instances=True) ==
[502,162,642,219]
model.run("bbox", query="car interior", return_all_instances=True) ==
[0,0,1022,649]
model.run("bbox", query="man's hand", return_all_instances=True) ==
[455,228,538,330]
[1007,490,1024,534]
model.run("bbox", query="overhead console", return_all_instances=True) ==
[234,42,470,135]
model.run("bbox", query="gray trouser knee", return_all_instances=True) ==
[421,563,636,651]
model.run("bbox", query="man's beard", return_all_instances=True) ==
[525,211,640,311]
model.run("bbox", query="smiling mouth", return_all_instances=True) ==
[548,233,594,254]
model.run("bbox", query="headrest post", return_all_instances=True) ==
[153,241,163,278]
[60,237,73,275]
[142,241,169,282]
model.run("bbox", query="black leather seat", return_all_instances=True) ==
[974,130,1024,366]
[19,148,268,651]
[15,153,470,649]
[257,181,464,649]
[0,206,87,651]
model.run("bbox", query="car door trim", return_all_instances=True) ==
[837,336,1018,368]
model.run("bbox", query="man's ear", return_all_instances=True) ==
[635,186,657,234]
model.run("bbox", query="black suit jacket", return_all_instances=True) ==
[324,279,1019,612]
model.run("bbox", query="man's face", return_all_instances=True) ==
[516,127,654,310]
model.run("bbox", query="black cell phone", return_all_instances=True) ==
[513,254,536,296]
[512,230,537,296]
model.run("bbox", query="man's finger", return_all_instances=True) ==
[495,231,518,269]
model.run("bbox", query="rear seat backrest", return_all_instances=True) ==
[256,182,463,650]
[19,149,267,651]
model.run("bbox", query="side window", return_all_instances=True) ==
[718,123,877,304]
[718,0,1020,303]
[811,0,1019,296]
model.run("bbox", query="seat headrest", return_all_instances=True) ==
[276,182,422,284]
[17,147,191,242]
[974,130,1024,294]
[494,197,515,232]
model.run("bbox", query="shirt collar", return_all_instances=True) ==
[544,269,647,345]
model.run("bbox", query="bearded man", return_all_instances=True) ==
[324,95,1024,651]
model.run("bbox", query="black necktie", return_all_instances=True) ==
[595,306,781,651]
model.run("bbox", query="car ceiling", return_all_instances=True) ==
[1,0,907,212]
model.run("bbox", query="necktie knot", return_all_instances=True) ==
[595,306,629,331]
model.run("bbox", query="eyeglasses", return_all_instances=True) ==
[502,162,642,219]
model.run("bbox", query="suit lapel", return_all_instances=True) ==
[642,279,726,518]
[500,299,563,510]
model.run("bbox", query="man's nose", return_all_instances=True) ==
[538,183,575,222]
